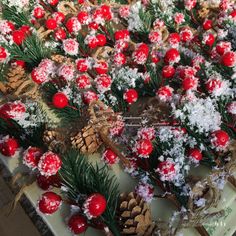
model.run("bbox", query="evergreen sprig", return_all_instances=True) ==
[4,34,52,68]
[59,150,120,235]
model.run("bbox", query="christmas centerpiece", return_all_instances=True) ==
[0,0,236,235]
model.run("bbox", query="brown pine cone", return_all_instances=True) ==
[43,130,66,153]
[117,192,156,236]
[71,124,102,154]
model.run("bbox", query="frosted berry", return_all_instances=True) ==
[156,86,173,102]
[47,0,58,6]
[66,17,81,34]
[96,74,112,92]
[203,33,215,47]
[83,91,98,104]
[31,68,47,84]
[157,161,176,181]
[38,192,61,214]
[45,18,57,30]
[77,11,89,24]
[68,214,88,234]
[0,101,26,119]
[37,174,61,191]
[38,151,62,176]
[188,148,203,161]
[0,137,19,157]
[211,130,229,149]
[221,51,236,67]
[135,139,153,157]
[23,147,42,169]
[202,19,213,30]
[0,46,8,62]
[102,148,119,165]
[182,77,198,91]
[54,28,67,41]
[164,48,180,64]
[76,59,89,72]
[168,33,181,46]
[52,92,68,109]
[100,5,112,20]
[114,53,126,66]
[76,75,91,89]
[94,61,108,74]
[206,78,222,93]
[83,193,107,219]
[33,7,45,19]
[114,29,129,41]
[216,41,231,55]
[162,65,175,78]
[87,36,98,49]
[123,89,138,104]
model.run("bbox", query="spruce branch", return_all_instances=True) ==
[59,150,120,235]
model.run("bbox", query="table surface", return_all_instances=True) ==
[1,152,236,236]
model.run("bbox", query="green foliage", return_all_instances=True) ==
[0,63,9,81]
[42,82,82,123]
[1,4,32,27]
[59,150,120,235]
[4,34,52,68]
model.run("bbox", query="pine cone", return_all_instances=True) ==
[71,124,102,154]
[117,192,155,236]
[43,130,66,153]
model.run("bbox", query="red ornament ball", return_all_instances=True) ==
[102,148,119,165]
[38,192,61,214]
[221,51,236,67]
[188,148,203,161]
[68,214,88,234]
[23,147,42,169]
[202,19,212,30]
[45,18,57,30]
[0,137,19,157]
[33,7,45,19]
[83,193,107,219]
[211,130,229,149]
[164,48,180,64]
[38,151,62,176]
[162,65,175,78]
[123,89,138,104]
[96,34,107,46]
[12,30,26,45]
[135,139,153,157]
[52,92,68,109]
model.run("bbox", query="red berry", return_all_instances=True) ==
[221,51,236,67]
[6,21,15,31]
[156,86,173,102]
[33,7,45,19]
[48,0,58,6]
[216,41,231,55]
[77,11,89,24]
[230,9,236,19]
[158,161,176,181]
[45,18,57,30]
[23,147,42,169]
[102,148,118,165]
[204,33,215,47]
[31,68,47,84]
[83,193,107,218]
[76,75,91,89]
[136,139,153,157]
[0,46,8,62]
[76,59,89,72]
[12,30,26,45]
[114,53,126,66]
[0,137,19,157]
[100,5,112,20]
[83,91,98,104]
[211,130,229,148]
[114,29,129,41]
[182,77,198,91]
[37,174,61,191]
[162,65,175,78]
[202,19,212,30]
[38,192,61,214]
[52,92,68,109]
[53,12,65,24]
[188,148,202,161]
[96,34,106,46]
[54,28,66,40]
[168,33,181,45]
[0,101,26,119]
[12,60,26,68]
[38,151,62,176]
[88,22,99,30]
[66,17,81,34]
[96,74,112,92]
[94,61,108,74]
[206,79,222,93]
[87,36,98,49]
[164,48,180,64]
[77,0,85,3]
[68,214,88,234]
[123,89,138,104]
